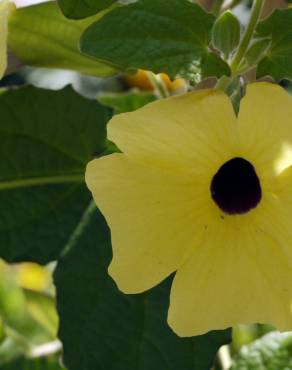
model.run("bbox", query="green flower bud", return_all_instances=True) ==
[212,11,241,59]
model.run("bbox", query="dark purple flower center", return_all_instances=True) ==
[210,157,262,215]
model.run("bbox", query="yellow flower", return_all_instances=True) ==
[0,0,14,79]
[86,83,292,337]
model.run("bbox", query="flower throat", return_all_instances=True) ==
[210,157,262,215]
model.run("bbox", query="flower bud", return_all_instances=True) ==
[212,11,241,59]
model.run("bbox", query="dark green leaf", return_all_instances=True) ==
[0,86,112,264]
[0,356,65,370]
[54,207,231,370]
[256,8,292,80]
[98,90,157,114]
[80,0,230,82]
[58,0,116,19]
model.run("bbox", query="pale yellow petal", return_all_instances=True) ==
[168,195,292,337]
[0,1,14,79]
[267,165,292,258]
[108,90,237,175]
[237,83,292,180]
[86,153,208,294]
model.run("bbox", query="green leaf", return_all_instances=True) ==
[23,290,58,338]
[0,356,65,370]
[58,0,116,19]
[0,268,51,347]
[256,8,292,81]
[80,0,230,82]
[212,11,241,58]
[98,90,157,114]
[242,38,271,69]
[232,332,292,370]
[0,86,112,264]
[0,337,24,366]
[225,76,242,115]
[54,207,231,370]
[8,1,117,77]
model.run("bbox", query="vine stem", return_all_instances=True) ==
[146,71,169,99]
[230,0,265,75]
[222,0,241,11]
[211,0,224,16]
[229,0,241,9]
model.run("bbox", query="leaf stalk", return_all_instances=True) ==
[211,0,225,16]
[230,0,265,74]
[146,71,169,99]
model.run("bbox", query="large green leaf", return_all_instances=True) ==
[0,356,65,370]
[58,0,116,19]
[256,8,292,81]
[8,1,117,77]
[54,206,231,370]
[80,0,230,82]
[0,86,112,264]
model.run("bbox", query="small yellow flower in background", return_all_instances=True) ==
[0,0,14,79]
[123,69,186,94]
[16,262,52,292]
[86,82,292,337]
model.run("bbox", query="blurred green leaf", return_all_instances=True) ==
[0,273,51,348]
[80,0,230,82]
[256,8,292,80]
[8,1,117,77]
[0,337,24,365]
[98,90,157,114]
[232,331,292,370]
[54,207,231,370]
[58,0,116,19]
[0,264,58,365]
[0,86,112,264]
[23,290,58,338]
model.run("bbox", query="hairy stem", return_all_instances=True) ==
[211,0,225,15]
[146,71,169,99]
[225,0,241,11]
[230,0,264,74]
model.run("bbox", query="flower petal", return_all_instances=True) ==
[237,82,292,179]
[107,90,237,173]
[86,154,207,293]
[168,211,292,337]
[269,165,292,252]
[0,1,14,79]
